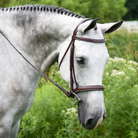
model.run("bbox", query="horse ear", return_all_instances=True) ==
[84,18,99,33]
[100,20,123,34]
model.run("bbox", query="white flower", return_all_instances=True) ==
[69,107,77,113]
[65,111,70,115]
[125,76,129,80]
[67,108,71,111]
[56,71,60,74]
[111,70,125,76]
[111,69,118,74]
[127,67,136,73]
[66,108,76,114]
[128,60,138,66]
[114,57,126,63]
[134,85,138,88]
[108,57,114,62]
[105,72,109,76]
[62,110,65,113]
[106,61,112,68]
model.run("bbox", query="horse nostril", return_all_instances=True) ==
[87,119,93,125]
[103,114,107,120]
[86,114,106,130]
[86,119,95,130]
[103,116,106,120]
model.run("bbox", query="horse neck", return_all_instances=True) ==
[0,10,83,68]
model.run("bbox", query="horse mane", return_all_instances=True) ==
[0,5,85,18]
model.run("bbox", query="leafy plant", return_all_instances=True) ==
[55,57,138,138]
[18,85,71,138]
[18,57,138,138]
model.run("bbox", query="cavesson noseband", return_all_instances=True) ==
[0,18,106,105]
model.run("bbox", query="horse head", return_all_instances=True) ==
[58,19,123,129]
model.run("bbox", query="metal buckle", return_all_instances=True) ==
[70,92,82,105]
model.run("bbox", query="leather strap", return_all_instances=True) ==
[74,85,105,93]
[59,19,106,96]
[72,35,106,43]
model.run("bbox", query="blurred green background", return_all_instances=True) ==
[0,0,138,22]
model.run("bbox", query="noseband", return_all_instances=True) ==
[0,18,106,105]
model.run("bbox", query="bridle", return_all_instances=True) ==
[0,18,106,105]
[58,18,106,104]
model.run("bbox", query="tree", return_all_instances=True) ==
[0,0,10,7]
[123,0,138,20]
[86,0,127,22]
[0,0,127,22]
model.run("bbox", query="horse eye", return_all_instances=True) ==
[76,57,85,65]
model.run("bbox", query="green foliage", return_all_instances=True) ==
[18,57,138,138]
[86,0,127,22]
[56,57,138,138]
[102,58,138,137]
[18,85,71,138]
[0,0,127,22]
[123,0,138,20]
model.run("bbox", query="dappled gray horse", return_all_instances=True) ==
[0,5,123,138]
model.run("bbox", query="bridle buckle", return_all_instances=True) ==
[70,92,82,105]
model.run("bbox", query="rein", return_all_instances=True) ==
[0,31,70,97]
[0,18,106,105]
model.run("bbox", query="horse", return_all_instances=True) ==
[0,5,123,138]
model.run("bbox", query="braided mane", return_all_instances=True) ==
[0,5,85,18]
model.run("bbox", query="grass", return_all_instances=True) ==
[105,30,138,62]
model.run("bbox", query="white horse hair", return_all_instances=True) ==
[0,5,123,138]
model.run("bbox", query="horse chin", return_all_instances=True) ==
[77,102,106,130]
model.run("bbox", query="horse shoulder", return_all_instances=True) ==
[0,33,35,125]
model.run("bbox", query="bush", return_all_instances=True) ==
[102,58,138,137]
[18,57,138,138]
[55,57,138,138]
[18,85,71,138]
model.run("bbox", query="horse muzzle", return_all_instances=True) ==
[78,102,106,130]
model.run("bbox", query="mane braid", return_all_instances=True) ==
[0,5,85,19]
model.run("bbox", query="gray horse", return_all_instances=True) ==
[0,5,123,138]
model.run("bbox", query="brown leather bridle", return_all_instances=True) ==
[0,18,106,105]
[58,19,106,103]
